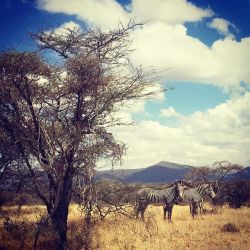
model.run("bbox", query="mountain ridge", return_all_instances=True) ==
[96,161,194,183]
[226,166,250,181]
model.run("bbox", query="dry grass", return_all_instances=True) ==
[1,204,250,249]
[92,204,250,250]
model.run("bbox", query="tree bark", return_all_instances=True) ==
[50,167,74,250]
[51,199,69,250]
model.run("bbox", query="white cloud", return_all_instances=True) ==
[37,0,213,29]
[160,106,184,119]
[208,17,236,37]
[111,92,250,168]
[37,0,129,29]
[131,0,213,25]
[142,83,165,101]
[51,21,81,35]
[112,100,146,124]
[131,22,250,88]
[110,83,165,124]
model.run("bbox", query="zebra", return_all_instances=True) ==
[135,181,185,222]
[175,182,216,218]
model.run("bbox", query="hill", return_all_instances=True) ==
[226,166,250,181]
[126,161,193,183]
[95,168,142,182]
[96,161,193,183]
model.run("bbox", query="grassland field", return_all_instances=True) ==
[1,203,250,250]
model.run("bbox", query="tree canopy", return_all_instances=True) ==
[0,23,161,249]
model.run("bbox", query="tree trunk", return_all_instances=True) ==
[50,167,74,250]
[83,166,95,225]
[51,199,70,250]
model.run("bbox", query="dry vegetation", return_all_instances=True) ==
[1,204,250,249]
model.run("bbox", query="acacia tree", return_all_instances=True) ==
[0,23,161,249]
[211,161,243,191]
[184,166,211,183]
[184,161,243,190]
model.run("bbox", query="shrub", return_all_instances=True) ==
[220,223,239,233]
[214,180,250,208]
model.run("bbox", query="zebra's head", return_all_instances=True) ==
[174,181,186,202]
[204,183,216,199]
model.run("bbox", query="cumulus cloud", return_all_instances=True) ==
[111,100,146,124]
[37,0,129,29]
[111,92,250,168]
[160,106,184,119]
[110,83,165,124]
[208,17,237,37]
[37,0,213,29]
[131,22,250,88]
[131,0,213,24]
[51,21,81,35]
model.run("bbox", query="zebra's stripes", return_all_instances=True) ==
[135,181,185,222]
[148,190,169,204]
[176,183,216,218]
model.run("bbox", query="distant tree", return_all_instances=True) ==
[0,22,161,249]
[184,161,243,190]
[211,161,243,192]
[216,180,250,208]
[184,166,210,183]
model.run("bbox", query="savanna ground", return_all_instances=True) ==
[1,204,250,250]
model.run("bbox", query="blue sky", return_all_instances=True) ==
[1,0,250,168]
[186,0,250,44]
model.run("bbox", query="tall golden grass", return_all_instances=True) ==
[1,204,250,249]
[92,204,250,250]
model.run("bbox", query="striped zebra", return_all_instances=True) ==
[175,182,216,218]
[135,181,185,222]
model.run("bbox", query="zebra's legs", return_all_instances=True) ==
[135,208,139,219]
[198,201,203,216]
[141,209,146,221]
[190,202,203,217]
[191,204,195,219]
[163,204,173,222]
[136,203,147,221]
[140,205,148,221]
[163,205,167,220]
[191,202,198,218]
